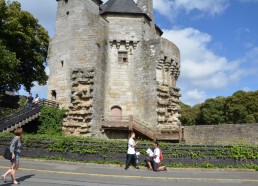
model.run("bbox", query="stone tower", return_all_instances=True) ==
[137,0,154,21]
[48,0,108,135]
[48,0,181,139]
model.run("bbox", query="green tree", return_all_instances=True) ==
[0,0,49,93]
[179,102,199,126]
[225,90,258,124]
[180,90,258,125]
[197,97,226,125]
[0,42,20,93]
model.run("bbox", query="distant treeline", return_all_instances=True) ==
[180,90,258,125]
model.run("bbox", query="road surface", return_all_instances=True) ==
[0,159,258,186]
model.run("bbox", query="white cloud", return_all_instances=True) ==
[153,0,173,16]
[182,89,207,106]
[162,28,251,105]
[153,0,229,19]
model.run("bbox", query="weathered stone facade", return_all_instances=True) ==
[48,0,181,138]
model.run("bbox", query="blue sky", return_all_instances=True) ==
[14,0,258,106]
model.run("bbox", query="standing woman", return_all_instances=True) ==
[1,127,23,184]
[125,132,139,170]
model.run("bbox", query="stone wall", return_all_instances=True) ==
[103,15,143,118]
[184,124,258,145]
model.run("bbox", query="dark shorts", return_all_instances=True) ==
[11,152,20,163]
[145,157,159,171]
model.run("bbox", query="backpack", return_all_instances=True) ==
[159,148,163,161]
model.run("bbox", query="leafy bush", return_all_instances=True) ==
[0,134,258,170]
[38,106,66,135]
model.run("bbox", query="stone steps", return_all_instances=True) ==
[2,113,41,133]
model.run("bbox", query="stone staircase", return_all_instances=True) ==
[0,99,59,132]
[2,113,41,133]
[101,115,184,141]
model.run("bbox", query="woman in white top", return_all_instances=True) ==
[125,132,139,170]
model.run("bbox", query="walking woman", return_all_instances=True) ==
[1,127,23,184]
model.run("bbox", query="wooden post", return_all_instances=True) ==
[129,115,133,131]
[153,130,157,141]
[179,126,181,141]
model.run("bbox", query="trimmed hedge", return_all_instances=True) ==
[0,134,258,169]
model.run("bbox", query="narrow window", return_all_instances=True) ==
[64,0,68,4]
[118,52,128,63]
[61,60,64,67]
[51,90,56,100]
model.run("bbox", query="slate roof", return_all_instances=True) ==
[100,0,148,18]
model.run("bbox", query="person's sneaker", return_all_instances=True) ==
[164,167,167,171]
[124,167,128,170]
[135,166,140,169]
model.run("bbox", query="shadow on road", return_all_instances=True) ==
[1,174,35,185]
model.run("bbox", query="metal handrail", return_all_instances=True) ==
[0,99,59,131]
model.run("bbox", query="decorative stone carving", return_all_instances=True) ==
[109,40,139,50]
[62,68,94,136]
[156,57,181,130]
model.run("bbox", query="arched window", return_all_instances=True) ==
[111,106,122,120]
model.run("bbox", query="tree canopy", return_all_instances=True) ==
[0,0,49,94]
[180,90,258,125]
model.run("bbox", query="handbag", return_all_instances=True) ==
[3,147,12,160]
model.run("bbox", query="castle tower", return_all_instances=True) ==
[137,0,154,22]
[48,0,181,140]
[48,0,108,136]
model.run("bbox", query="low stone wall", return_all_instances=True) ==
[184,124,258,145]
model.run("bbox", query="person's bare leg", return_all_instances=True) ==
[1,161,14,182]
[1,169,11,177]
[11,163,19,184]
[147,162,153,170]
[158,166,167,171]
[1,169,11,183]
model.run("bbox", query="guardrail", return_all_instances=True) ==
[0,99,59,131]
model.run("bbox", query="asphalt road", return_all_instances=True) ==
[0,159,258,186]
